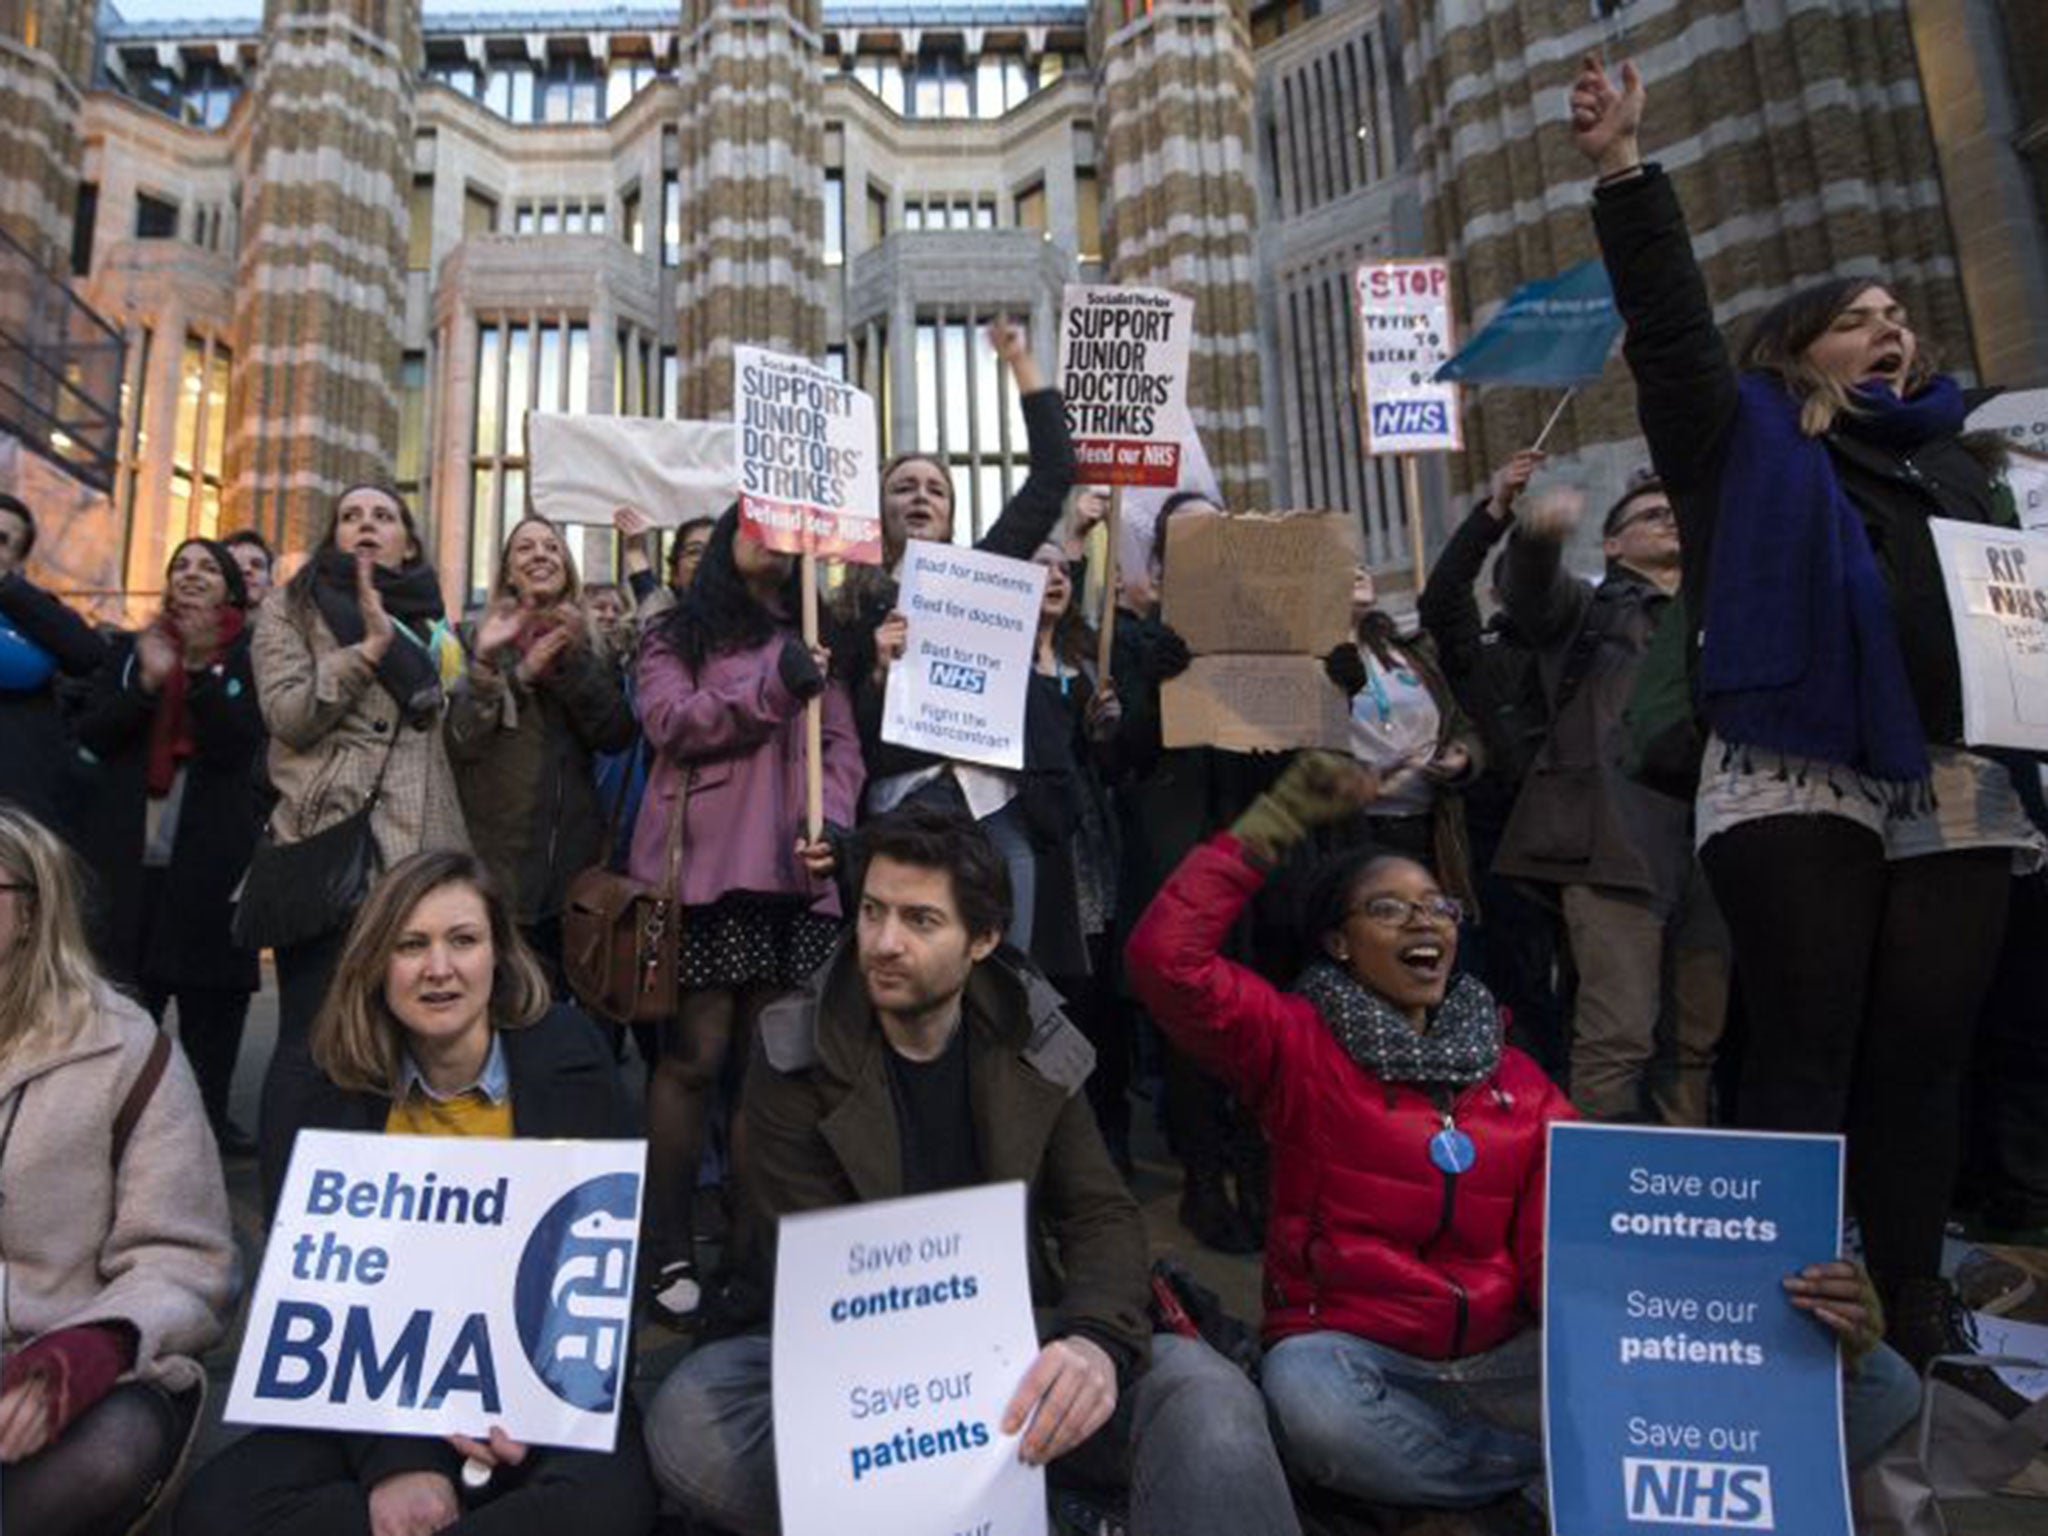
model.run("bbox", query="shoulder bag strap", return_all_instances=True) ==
[111,1030,173,1172]
[663,766,694,900]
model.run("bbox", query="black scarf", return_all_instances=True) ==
[1295,961,1502,1088]
[310,548,448,722]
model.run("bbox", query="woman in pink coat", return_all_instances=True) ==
[629,505,864,1325]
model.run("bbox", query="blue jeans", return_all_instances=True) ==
[1264,1330,1545,1509]
[645,1332,1300,1536]
[1264,1329,1925,1510]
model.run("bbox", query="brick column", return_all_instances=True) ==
[1398,0,1971,485]
[671,0,826,421]
[226,0,420,551]
[1091,0,1269,511]
[0,2,95,269]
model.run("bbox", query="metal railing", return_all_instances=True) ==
[0,222,125,496]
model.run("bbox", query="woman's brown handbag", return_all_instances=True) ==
[562,768,689,1024]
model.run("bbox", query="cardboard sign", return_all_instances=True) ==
[1059,284,1194,487]
[1545,1124,1850,1536]
[226,1131,646,1451]
[735,346,882,563]
[1160,510,1356,655]
[773,1183,1046,1536]
[1161,656,1351,753]
[880,541,1046,772]
[1355,259,1462,454]
[528,414,736,528]
[1929,521,2048,753]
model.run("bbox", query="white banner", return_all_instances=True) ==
[1355,258,1462,455]
[1059,284,1195,487]
[226,1131,646,1451]
[773,1183,1046,1536]
[881,541,1046,771]
[528,414,736,528]
[1966,387,2048,459]
[1929,521,2048,754]
[735,346,883,564]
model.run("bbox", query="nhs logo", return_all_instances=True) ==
[1623,1458,1775,1529]
[929,661,988,694]
[1370,400,1449,438]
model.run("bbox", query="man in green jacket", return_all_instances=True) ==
[644,802,1299,1536]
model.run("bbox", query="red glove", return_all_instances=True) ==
[2,1323,136,1442]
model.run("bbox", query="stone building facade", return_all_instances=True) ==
[0,0,2039,616]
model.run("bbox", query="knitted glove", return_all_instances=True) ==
[776,637,827,702]
[1323,643,1368,697]
[1230,751,1377,864]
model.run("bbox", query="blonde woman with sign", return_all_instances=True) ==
[178,849,656,1536]
[0,806,237,1536]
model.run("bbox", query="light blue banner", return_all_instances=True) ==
[1435,259,1622,387]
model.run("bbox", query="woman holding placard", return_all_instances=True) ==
[176,849,657,1536]
[0,805,237,1536]
[629,506,864,1328]
[844,318,1077,953]
[1127,756,1923,1515]
[1569,55,2042,1407]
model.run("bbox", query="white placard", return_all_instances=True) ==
[1355,258,1463,455]
[1966,387,2048,458]
[528,414,736,529]
[881,541,1047,771]
[1929,521,2048,753]
[773,1184,1046,1536]
[226,1131,646,1451]
[1058,284,1195,487]
[735,345,883,564]
[2007,453,2048,535]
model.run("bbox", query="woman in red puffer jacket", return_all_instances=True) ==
[1127,752,1572,1513]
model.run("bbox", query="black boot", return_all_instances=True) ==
[1888,1275,2033,1421]
[1179,1168,1260,1254]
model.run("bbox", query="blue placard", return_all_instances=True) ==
[1543,1124,1850,1536]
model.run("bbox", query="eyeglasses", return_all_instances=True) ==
[1613,504,1677,534]
[1346,895,1464,928]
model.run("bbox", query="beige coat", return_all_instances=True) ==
[0,987,239,1391]
[252,594,469,863]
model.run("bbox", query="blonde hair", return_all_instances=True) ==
[492,516,583,607]
[311,851,550,1095]
[0,806,111,1059]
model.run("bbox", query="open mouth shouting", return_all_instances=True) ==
[1397,938,1449,987]
[1862,350,1906,389]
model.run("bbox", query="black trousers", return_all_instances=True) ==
[143,983,251,1133]
[1701,815,2010,1285]
[259,926,349,1212]
[174,1425,658,1536]
[1964,873,2048,1228]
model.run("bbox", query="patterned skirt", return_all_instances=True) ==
[676,893,843,992]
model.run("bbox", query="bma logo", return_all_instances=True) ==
[1624,1457,1775,1529]
[513,1173,640,1412]
[929,660,988,695]
[1371,401,1449,438]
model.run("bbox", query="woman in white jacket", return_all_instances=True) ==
[0,805,239,1534]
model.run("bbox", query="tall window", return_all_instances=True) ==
[621,184,643,254]
[912,314,1030,542]
[397,351,428,510]
[464,188,499,236]
[469,318,591,598]
[662,174,681,268]
[407,177,434,271]
[1014,181,1046,233]
[1075,169,1102,264]
[135,192,179,240]
[823,171,845,267]
[538,51,604,124]
[171,333,231,541]
[867,183,889,245]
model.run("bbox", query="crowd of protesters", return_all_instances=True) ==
[0,51,2041,1536]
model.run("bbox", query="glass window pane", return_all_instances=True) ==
[588,207,606,235]
[397,352,426,485]
[515,206,536,234]
[941,63,970,118]
[622,189,642,253]
[880,62,905,114]
[661,349,679,418]
[537,322,563,416]
[1016,183,1045,230]
[511,69,534,122]
[505,323,532,456]
[823,171,844,266]
[540,206,560,234]
[567,324,590,416]
[1005,345,1026,447]
[1076,170,1102,263]
[174,335,204,468]
[975,322,1000,455]
[470,467,498,596]
[564,207,585,234]
[915,322,938,447]
[169,471,192,542]
[504,467,527,524]
[913,60,943,118]
[198,479,221,541]
[945,321,971,452]
[475,324,501,454]
[663,175,680,267]
[204,343,230,477]
[977,463,1007,542]
[975,200,996,229]
[607,64,635,117]
[976,59,1005,119]
[407,178,434,270]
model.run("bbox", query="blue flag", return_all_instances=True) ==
[1434,259,1622,386]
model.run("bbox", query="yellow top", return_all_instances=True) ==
[383,1032,513,1138]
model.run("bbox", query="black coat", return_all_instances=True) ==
[0,572,106,835]
[1592,165,2005,748]
[270,1004,639,1492]
[72,629,265,992]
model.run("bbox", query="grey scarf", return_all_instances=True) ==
[1295,961,1501,1087]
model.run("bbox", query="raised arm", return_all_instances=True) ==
[1418,452,1539,682]
[1498,489,1594,650]
[978,319,1078,559]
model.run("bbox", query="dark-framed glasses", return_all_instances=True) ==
[1347,895,1464,928]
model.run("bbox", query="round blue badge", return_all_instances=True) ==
[1429,1126,1476,1175]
